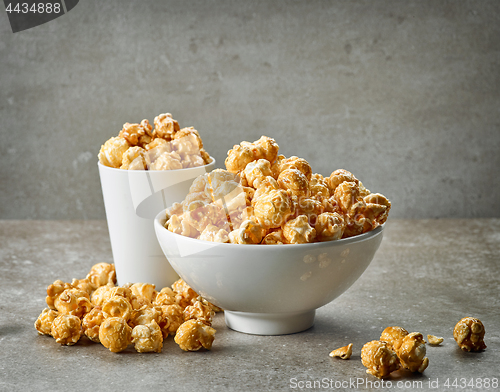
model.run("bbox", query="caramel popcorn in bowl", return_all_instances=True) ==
[164,135,391,244]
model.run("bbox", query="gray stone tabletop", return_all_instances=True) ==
[0,219,498,392]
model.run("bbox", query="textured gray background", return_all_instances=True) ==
[1,0,499,219]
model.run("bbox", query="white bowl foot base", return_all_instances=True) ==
[224,310,315,335]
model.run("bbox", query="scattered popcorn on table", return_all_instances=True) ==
[329,343,353,360]
[34,263,219,354]
[453,317,487,352]
[396,332,429,373]
[164,136,391,244]
[98,112,212,170]
[427,334,444,346]
[361,340,400,378]
[174,319,216,351]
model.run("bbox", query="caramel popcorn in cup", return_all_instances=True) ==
[98,112,212,171]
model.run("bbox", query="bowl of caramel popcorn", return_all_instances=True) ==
[97,112,215,289]
[154,136,390,335]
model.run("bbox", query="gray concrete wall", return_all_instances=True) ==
[1,0,499,219]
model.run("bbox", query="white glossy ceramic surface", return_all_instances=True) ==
[154,210,385,335]
[98,159,215,289]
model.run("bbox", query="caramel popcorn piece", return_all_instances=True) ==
[120,146,147,170]
[453,317,487,352]
[253,188,293,228]
[46,279,72,310]
[396,332,429,373]
[283,215,316,244]
[172,279,198,308]
[99,317,132,353]
[184,298,215,326]
[53,289,92,318]
[35,308,58,336]
[149,151,183,170]
[242,159,273,188]
[261,229,287,245]
[363,193,392,226]
[309,173,330,199]
[102,296,132,321]
[329,343,353,359]
[158,304,185,337]
[278,168,310,198]
[153,113,180,140]
[90,283,115,307]
[153,288,178,307]
[129,305,161,328]
[119,120,153,147]
[70,278,94,297]
[427,334,444,346]
[327,169,359,193]
[87,262,116,289]
[225,136,279,174]
[361,340,400,378]
[82,306,105,343]
[51,314,82,346]
[129,283,157,303]
[228,219,265,244]
[276,156,312,180]
[98,136,131,168]
[174,319,216,351]
[380,326,409,351]
[199,224,229,243]
[315,212,345,241]
[132,321,163,353]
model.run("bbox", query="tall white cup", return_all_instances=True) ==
[98,159,215,289]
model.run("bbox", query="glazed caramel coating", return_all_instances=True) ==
[453,317,487,351]
[54,289,92,318]
[327,169,359,193]
[329,343,353,360]
[102,296,132,321]
[183,203,228,233]
[333,181,361,216]
[149,151,183,170]
[99,317,132,353]
[35,308,58,336]
[278,169,310,198]
[70,278,94,297]
[153,288,178,307]
[173,126,204,150]
[174,319,216,351]
[120,146,147,170]
[315,212,345,241]
[363,193,392,225]
[90,283,115,307]
[228,219,266,244]
[130,283,157,303]
[283,215,316,244]
[309,173,330,199]
[167,214,200,238]
[254,136,279,164]
[396,332,429,373]
[82,307,105,343]
[261,229,287,245]
[361,340,400,378]
[153,112,180,140]
[98,136,131,168]
[51,314,82,346]
[225,143,256,174]
[87,263,116,289]
[145,137,172,162]
[184,298,215,326]
[243,159,273,188]
[129,306,161,328]
[158,304,185,338]
[380,326,409,351]
[171,279,199,309]
[46,279,72,310]
[253,189,293,229]
[131,321,163,353]
[276,156,312,181]
[119,120,153,147]
[182,154,205,169]
[199,224,230,243]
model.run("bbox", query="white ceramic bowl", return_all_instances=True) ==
[154,211,384,335]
